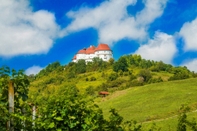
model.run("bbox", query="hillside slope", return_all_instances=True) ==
[28,55,197,130]
[97,78,197,130]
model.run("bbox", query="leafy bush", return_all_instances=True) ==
[169,67,190,81]
[0,66,30,130]
[138,69,152,83]
[67,71,76,79]
[108,79,126,88]
[85,86,95,96]
[90,76,96,81]
[33,86,142,131]
[127,79,144,87]
[177,105,197,131]
[148,77,163,84]
[97,83,108,92]
[108,72,118,81]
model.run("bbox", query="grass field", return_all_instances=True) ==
[96,78,197,130]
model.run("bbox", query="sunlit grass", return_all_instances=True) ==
[97,78,197,125]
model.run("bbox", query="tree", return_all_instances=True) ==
[92,57,104,71]
[108,58,115,65]
[76,59,86,74]
[169,67,190,81]
[138,69,152,83]
[113,56,128,72]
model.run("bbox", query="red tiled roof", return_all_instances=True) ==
[95,43,111,51]
[72,55,76,60]
[78,49,86,54]
[75,44,111,55]
[86,45,95,54]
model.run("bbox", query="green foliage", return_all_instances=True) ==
[151,61,172,72]
[126,54,142,66]
[97,83,108,92]
[138,69,152,83]
[26,57,197,130]
[169,67,190,81]
[35,93,105,130]
[90,76,96,81]
[148,77,163,84]
[126,79,144,87]
[67,71,76,79]
[31,85,142,131]
[76,59,86,74]
[109,79,126,88]
[85,86,95,96]
[98,78,197,130]
[113,56,128,72]
[108,72,118,81]
[177,105,197,131]
[86,57,108,72]
[129,72,137,81]
[0,66,30,130]
[37,61,61,78]
[108,58,115,65]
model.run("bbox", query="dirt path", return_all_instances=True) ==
[141,109,197,124]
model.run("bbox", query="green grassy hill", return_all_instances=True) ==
[28,55,197,130]
[96,78,197,130]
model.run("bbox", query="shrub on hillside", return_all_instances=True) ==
[126,79,144,87]
[129,74,136,81]
[169,67,190,81]
[67,71,76,79]
[138,69,152,83]
[90,76,96,81]
[148,77,163,84]
[108,79,126,88]
[85,86,95,96]
[96,83,108,92]
[108,72,118,81]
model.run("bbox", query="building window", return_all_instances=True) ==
[104,55,107,59]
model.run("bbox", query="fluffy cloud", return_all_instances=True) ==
[61,0,167,45]
[25,65,43,75]
[135,32,177,64]
[0,0,59,57]
[180,18,197,51]
[182,59,197,72]
[136,0,167,25]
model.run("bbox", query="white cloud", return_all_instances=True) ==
[182,59,197,72]
[0,0,59,57]
[136,0,167,25]
[180,18,197,51]
[135,32,177,64]
[25,65,43,75]
[60,0,167,45]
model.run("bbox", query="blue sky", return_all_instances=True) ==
[1,0,197,75]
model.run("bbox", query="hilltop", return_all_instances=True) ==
[29,54,196,97]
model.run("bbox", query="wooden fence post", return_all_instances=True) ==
[32,104,36,127]
[8,81,14,131]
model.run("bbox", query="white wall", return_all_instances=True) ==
[74,50,113,62]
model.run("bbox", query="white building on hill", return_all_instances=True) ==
[72,43,113,62]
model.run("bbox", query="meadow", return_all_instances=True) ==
[97,78,197,130]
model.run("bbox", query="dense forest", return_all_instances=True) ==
[1,54,197,130]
